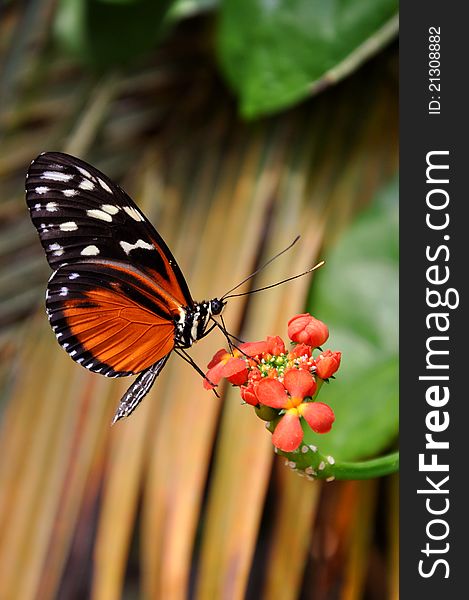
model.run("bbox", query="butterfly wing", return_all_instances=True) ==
[26,152,193,307]
[26,152,192,381]
[47,261,177,377]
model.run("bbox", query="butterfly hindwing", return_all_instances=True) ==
[26,152,193,308]
[46,261,177,376]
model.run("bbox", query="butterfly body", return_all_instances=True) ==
[26,152,224,422]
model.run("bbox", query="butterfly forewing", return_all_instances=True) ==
[26,152,193,307]
[26,152,197,379]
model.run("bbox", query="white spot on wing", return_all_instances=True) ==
[101,204,119,215]
[76,166,93,179]
[59,287,68,296]
[49,243,62,251]
[69,273,80,280]
[79,179,95,191]
[46,202,58,212]
[98,178,113,193]
[81,245,100,256]
[35,186,49,194]
[60,221,78,231]
[42,171,73,182]
[119,239,154,254]
[86,209,112,222]
[63,189,77,197]
[123,206,144,221]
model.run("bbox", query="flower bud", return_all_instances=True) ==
[240,384,258,406]
[287,313,329,347]
[315,350,341,379]
[265,335,286,355]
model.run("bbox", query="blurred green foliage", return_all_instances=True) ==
[54,0,175,68]
[53,0,398,116]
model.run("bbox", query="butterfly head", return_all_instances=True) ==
[209,298,226,316]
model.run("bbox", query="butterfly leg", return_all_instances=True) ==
[112,354,170,424]
[174,347,220,397]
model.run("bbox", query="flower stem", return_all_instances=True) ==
[331,451,399,480]
[279,445,399,481]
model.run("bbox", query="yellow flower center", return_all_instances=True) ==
[285,396,302,410]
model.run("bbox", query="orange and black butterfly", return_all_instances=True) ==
[26,152,227,423]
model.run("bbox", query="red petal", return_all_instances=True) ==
[288,343,312,359]
[255,378,288,408]
[272,413,303,452]
[299,402,335,433]
[283,369,316,398]
[203,361,226,390]
[217,357,247,386]
[221,357,247,377]
[207,348,229,369]
[227,368,248,386]
[239,340,269,357]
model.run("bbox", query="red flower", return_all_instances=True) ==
[203,313,339,456]
[265,335,286,355]
[255,369,334,452]
[287,313,329,347]
[204,340,274,390]
[204,350,248,389]
[239,368,263,405]
[315,350,342,379]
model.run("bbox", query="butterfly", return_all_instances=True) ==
[26,152,227,423]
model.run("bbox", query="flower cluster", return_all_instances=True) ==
[204,313,341,453]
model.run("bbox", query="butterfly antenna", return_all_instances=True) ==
[221,236,301,300]
[223,260,325,300]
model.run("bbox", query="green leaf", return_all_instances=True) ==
[304,178,398,461]
[169,0,219,19]
[217,0,398,118]
[54,0,175,68]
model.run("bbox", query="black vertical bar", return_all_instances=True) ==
[400,3,467,597]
